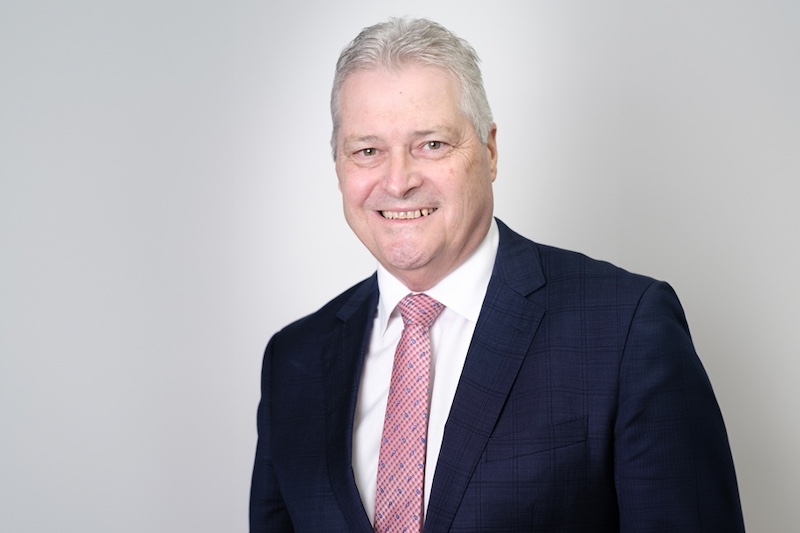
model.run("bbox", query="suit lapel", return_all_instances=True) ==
[324,276,378,532]
[424,220,546,532]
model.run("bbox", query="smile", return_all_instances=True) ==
[380,208,438,220]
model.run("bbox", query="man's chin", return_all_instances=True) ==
[382,253,431,275]
[377,248,450,291]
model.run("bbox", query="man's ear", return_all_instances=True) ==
[486,124,498,182]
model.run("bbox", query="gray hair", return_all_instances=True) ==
[330,17,493,159]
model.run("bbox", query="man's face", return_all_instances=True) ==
[335,64,498,291]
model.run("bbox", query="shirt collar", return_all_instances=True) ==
[375,218,499,335]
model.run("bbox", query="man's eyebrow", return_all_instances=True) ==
[342,126,460,146]
[413,125,459,138]
[342,134,382,146]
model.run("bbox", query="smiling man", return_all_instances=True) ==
[250,18,744,532]
[335,63,497,292]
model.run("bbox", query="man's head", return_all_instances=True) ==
[332,18,498,292]
[331,18,494,156]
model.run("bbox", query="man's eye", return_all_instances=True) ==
[425,141,443,150]
[358,148,377,156]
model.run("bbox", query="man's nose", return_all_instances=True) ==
[382,150,422,197]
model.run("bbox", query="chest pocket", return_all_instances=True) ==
[483,416,588,462]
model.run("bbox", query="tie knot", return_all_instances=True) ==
[397,293,444,327]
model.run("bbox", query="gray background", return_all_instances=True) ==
[2,1,797,531]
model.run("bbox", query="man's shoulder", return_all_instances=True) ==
[538,241,652,285]
[273,274,377,342]
[496,219,657,297]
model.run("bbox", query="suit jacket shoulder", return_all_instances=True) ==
[494,218,656,306]
[271,274,378,345]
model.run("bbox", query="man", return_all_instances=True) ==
[250,17,744,532]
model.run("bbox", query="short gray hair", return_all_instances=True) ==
[330,17,493,159]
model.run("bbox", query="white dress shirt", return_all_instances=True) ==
[352,219,499,523]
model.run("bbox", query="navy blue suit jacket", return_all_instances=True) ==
[250,219,744,532]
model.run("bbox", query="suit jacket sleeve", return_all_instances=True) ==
[250,338,295,533]
[614,281,744,531]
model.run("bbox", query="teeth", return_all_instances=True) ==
[381,208,437,220]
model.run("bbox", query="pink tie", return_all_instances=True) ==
[374,293,444,533]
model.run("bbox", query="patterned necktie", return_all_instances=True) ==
[374,293,444,533]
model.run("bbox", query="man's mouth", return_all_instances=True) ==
[380,208,438,220]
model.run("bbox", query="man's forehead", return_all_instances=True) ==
[337,67,462,117]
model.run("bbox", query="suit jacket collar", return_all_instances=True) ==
[325,274,378,532]
[424,219,546,531]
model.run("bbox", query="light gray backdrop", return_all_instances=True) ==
[1,1,797,531]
